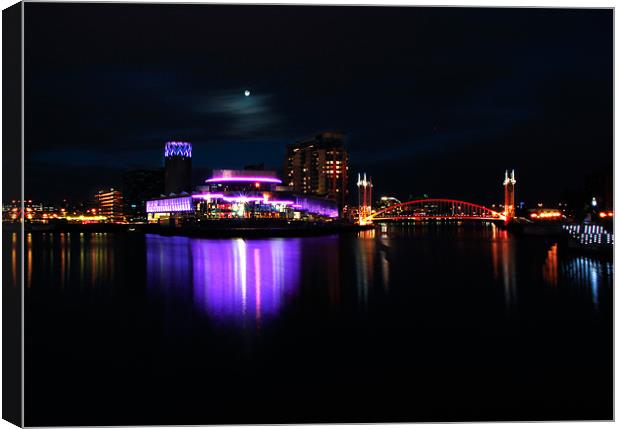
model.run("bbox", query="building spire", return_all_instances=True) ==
[503,168,516,223]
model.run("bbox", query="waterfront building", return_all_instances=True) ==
[146,168,338,224]
[284,131,349,211]
[95,188,124,223]
[3,200,23,222]
[376,196,401,210]
[164,141,192,195]
[122,168,165,222]
[3,200,73,223]
[204,169,281,192]
[4,200,37,222]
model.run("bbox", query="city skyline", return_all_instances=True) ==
[4,3,614,426]
[22,4,612,204]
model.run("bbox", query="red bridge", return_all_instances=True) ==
[364,198,506,223]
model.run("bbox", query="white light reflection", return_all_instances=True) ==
[561,256,612,310]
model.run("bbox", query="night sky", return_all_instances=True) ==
[24,4,612,205]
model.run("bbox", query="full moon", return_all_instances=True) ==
[244,90,250,97]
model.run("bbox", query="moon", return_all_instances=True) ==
[244,90,250,97]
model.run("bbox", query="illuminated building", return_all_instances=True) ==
[205,169,281,191]
[122,168,165,222]
[3,200,66,223]
[563,224,614,248]
[146,168,338,223]
[3,200,26,222]
[377,196,401,210]
[164,141,192,195]
[95,189,124,223]
[4,200,36,222]
[293,195,338,218]
[146,196,194,224]
[284,131,349,212]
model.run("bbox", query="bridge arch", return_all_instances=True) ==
[366,198,506,222]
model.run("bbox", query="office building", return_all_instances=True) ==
[284,131,349,211]
[122,168,165,222]
[164,141,192,195]
[95,188,124,223]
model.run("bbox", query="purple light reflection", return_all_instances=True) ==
[146,235,301,326]
[192,238,301,324]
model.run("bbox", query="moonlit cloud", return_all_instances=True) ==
[199,91,280,136]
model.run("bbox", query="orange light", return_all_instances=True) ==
[600,212,607,218]
[254,182,260,188]
[607,212,614,217]
[539,212,561,218]
[531,210,562,219]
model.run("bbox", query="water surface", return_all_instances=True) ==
[16,224,612,425]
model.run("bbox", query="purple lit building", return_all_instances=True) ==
[164,141,192,195]
[146,167,338,223]
[204,169,281,191]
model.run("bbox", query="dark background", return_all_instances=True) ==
[23,4,613,205]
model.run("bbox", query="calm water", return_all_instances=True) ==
[12,224,612,425]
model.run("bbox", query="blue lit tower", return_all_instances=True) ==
[164,141,192,195]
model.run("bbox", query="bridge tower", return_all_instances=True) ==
[503,169,516,223]
[357,173,373,225]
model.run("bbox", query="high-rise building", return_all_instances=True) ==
[164,141,192,195]
[284,131,349,210]
[95,188,124,223]
[122,168,165,222]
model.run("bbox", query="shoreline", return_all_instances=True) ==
[3,221,613,256]
[3,221,376,238]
